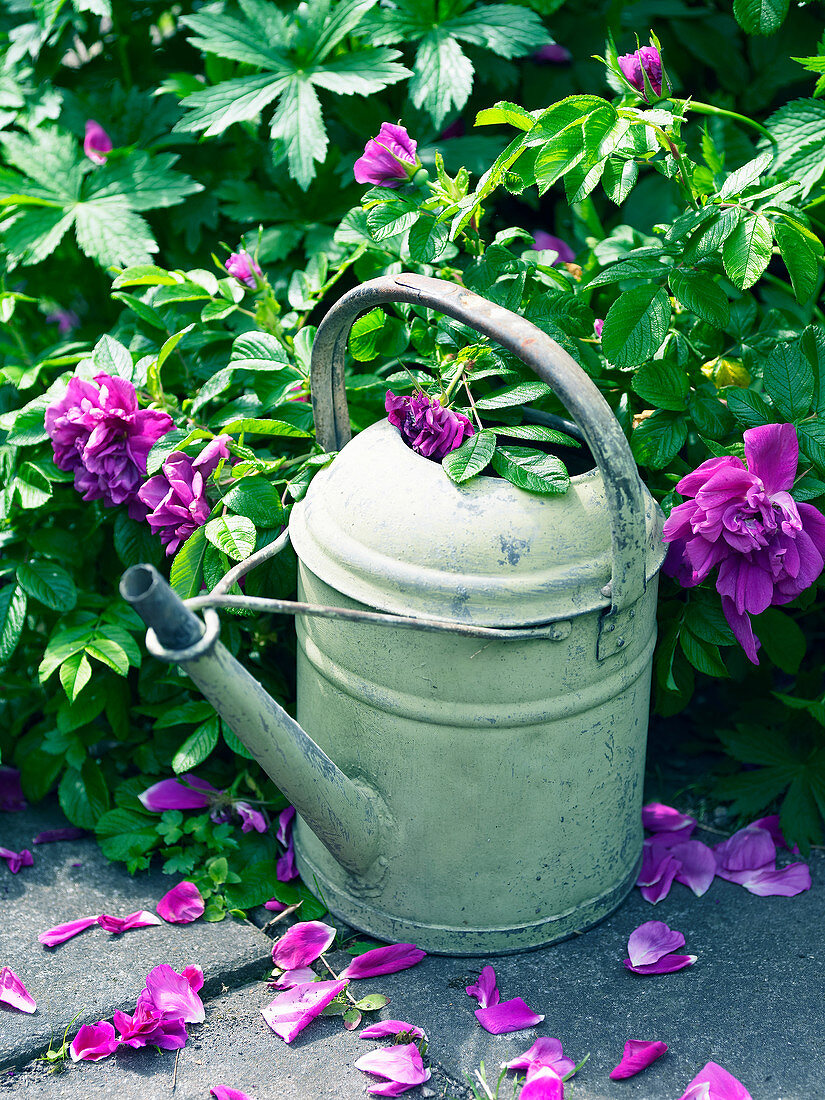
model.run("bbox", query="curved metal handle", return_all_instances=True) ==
[310,273,647,645]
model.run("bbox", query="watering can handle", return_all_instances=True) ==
[310,273,648,635]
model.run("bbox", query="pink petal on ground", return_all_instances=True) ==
[272,920,336,970]
[671,839,717,896]
[624,954,697,976]
[271,967,317,990]
[142,963,205,1023]
[627,921,686,967]
[749,815,798,852]
[211,1089,254,1100]
[360,1020,427,1041]
[466,965,500,1009]
[609,1039,668,1079]
[0,968,36,1013]
[0,847,33,873]
[33,827,87,844]
[157,881,205,923]
[38,916,100,947]
[714,827,774,874]
[520,1066,564,1100]
[339,943,426,980]
[97,910,163,933]
[639,854,680,904]
[504,1037,575,1077]
[264,898,288,912]
[475,997,544,1034]
[733,862,811,897]
[677,1060,752,1099]
[182,965,204,992]
[261,978,347,1043]
[642,803,696,834]
[69,1021,120,1061]
[356,1042,431,1095]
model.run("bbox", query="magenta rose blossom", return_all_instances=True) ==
[138,435,231,554]
[84,120,113,164]
[354,123,418,188]
[532,232,576,265]
[225,250,263,288]
[618,46,662,100]
[385,391,474,461]
[46,373,173,520]
[662,423,825,663]
[46,308,81,335]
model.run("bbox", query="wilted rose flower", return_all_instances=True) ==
[225,250,263,288]
[46,373,173,520]
[618,46,662,100]
[84,120,113,165]
[662,423,825,663]
[385,390,474,461]
[138,435,231,554]
[354,123,418,188]
[532,232,576,265]
[46,308,81,335]
[114,1000,187,1050]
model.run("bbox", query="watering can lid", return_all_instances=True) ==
[289,420,667,627]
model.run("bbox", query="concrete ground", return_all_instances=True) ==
[1,799,822,1100]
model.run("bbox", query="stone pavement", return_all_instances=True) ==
[1,799,823,1099]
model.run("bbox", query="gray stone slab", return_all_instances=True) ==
[0,802,274,1070]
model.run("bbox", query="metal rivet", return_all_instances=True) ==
[616,637,625,647]
[606,623,614,632]
[629,610,635,619]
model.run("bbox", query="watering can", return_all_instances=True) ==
[121,274,667,956]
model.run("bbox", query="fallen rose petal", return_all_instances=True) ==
[32,827,87,844]
[466,965,500,1009]
[360,1019,427,1041]
[272,920,336,970]
[639,853,680,904]
[276,806,296,845]
[520,1066,564,1100]
[677,1060,752,1099]
[0,767,26,812]
[475,997,544,1035]
[141,964,205,1023]
[627,920,686,967]
[236,801,267,834]
[356,1042,431,1095]
[0,968,36,1013]
[271,967,317,990]
[97,910,163,934]
[727,861,811,897]
[714,826,774,874]
[114,1001,188,1050]
[624,954,697,976]
[211,1088,255,1100]
[609,1039,668,1079]
[504,1036,575,1077]
[339,943,426,980]
[38,916,100,947]
[642,803,696,834]
[182,965,204,992]
[0,847,33,873]
[750,815,797,852]
[671,839,717,897]
[261,978,347,1043]
[138,773,218,812]
[69,1021,119,1061]
[157,881,205,923]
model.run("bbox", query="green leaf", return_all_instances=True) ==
[221,417,312,438]
[490,445,569,495]
[112,292,168,330]
[86,150,203,212]
[172,716,220,774]
[349,308,408,361]
[0,583,27,665]
[668,271,730,328]
[112,265,183,289]
[222,721,257,760]
[722,213,773,291]
[774,219,820,303]
[85,638,130,676]
[680,630,728,677]
[222,477,284,528]
[491,424,580,446]
[407,215,448,263]
[632,362,690,411]
[601,286,671,368]
[269,79,328,192]
[92,335,133,381]
[534,124,586,193]
[113,513,162,568]
[409,32,474,129]
[753,608,806,673]
[601,158,638,204]
[73,196,158,268]
[170,526,208,598]
[476,102,536,131]
[2,208,75,268]
[366,201,419,242]
[309,48,409,96]
[766,98,825,198]
[684,592,735,646]
[474,381,552,410]
[223,860,282,910]
[763,341,813,420]
[733,0,789,35]
[442,429,496,483]
[353,994,390,1011]
[718,151,773,199]
[59,652,93,702]
[631,410,688,468]
[204,515,257,561]
[95,807,159,863]
[16,561,77,611]
[157,325,195,372]
[685,208,741,258]
[260,878,327,920]
[146,429,190,476]
[59,761,110,830]
[725,387,774,428]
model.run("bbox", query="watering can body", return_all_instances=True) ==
[123,274,666,956]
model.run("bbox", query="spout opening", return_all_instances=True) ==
[120,563,158,604]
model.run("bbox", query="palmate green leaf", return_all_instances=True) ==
[765,98,825,199]
[0,129,84,201]
[601,286,671,368]
[490,445,569,495]
[181,10,290,67]
[409,31,474,130]
[270,79,328,192]
[1,207,75,268]
[442,429,496,483]
[309,48,410,95]
[445,3,549,56]
[176,76,287,139]
[172,716,220,774]
[762,341,814,420]
[733,0,789,35]
[74,196,158,267]
[308,0,377,59]
[668,270,730,328]
[85,151,203,212]
[722,213,773,291]
[16,561,76,611]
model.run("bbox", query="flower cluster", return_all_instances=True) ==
[662,424,825,663]
[385,390,475,461]
[70,964,204,1060]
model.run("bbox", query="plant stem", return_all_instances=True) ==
[672,100,777,144]
[318,954,358,1005]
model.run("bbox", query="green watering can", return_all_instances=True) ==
[121,274,667,956]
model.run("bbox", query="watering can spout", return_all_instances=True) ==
[120,564,383,877]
